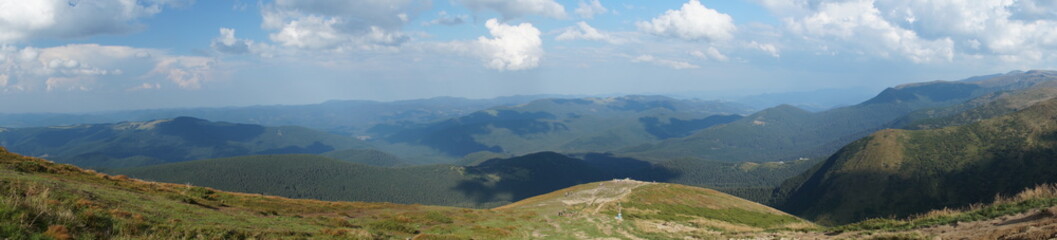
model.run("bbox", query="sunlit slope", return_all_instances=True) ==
[0,147,813,239]
[498,179,815,237]
[780,97,1057,225]
[0,147,480,239]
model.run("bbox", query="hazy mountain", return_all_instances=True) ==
[621,71,1057,164]
[779,93,1057,225]
[735,87,880,112]
[370,95,753,157]
[0,116,372,169]
[0,95,562,135]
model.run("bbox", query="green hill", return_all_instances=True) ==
[779,96,1057,225]
[0,147,818,239]
[0,117,373,169]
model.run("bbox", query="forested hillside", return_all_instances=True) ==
[779,96,1057,225]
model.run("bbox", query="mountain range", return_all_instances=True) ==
[6,70,1057,238]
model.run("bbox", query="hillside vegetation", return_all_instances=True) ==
[111,151,816,208]
[0,148,821,239]
[780,96,1057,225]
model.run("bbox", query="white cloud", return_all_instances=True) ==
[764,0,1057,65]
[456,0,567,19]
[0,0,188,43]
[632,55,699,69]
[575,0,608,19]
[150,56,214,89]
[690,47,728,62]
[260,0,426,51]
[784,0,954,63]
[0,44,214,91]
[212,28,254,55]
[476,19,543,71]
[637,0,736,41]
[425,11,467,26]
[556,22,623,44]
[748,41,780,58]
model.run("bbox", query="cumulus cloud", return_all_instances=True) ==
[261,0,427,51]
[456,0,567,19]
[476,19,543,71]
[765,0,1057,64]
[149,56,215,89]
[632,55,699,70]
[425,11,467,26]
[0,0,188,43]
[785,1,953,63]
[442,19,543,71]
[0,44,214,91]
[637,0,736,41]
[575,0,608,19]
[556,22,623,44]
[211,28,254,55]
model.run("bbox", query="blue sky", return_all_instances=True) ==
[1,0,1056,112]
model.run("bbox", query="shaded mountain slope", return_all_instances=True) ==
[110,151,818,208]
[111,152,667,208]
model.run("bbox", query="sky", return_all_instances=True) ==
[1,0,1056,113]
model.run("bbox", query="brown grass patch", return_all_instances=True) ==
[44,225,72,240]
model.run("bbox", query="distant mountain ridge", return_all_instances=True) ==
[0,116,371,169]
[621,70,1057,164]
[371,95,753,156]
[0,95,565,135]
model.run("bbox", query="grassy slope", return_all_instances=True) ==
[0,147,819,239]
[7,146,1057,239]
[780,97,1057,225]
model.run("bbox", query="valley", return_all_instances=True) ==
[4,70,1057,239]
